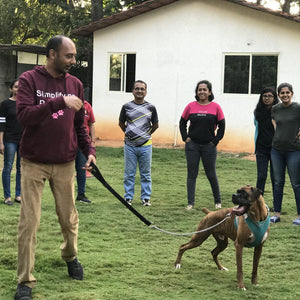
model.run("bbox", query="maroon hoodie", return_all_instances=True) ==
[16,66,95,164]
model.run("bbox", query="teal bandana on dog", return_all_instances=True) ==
[234,213,270,248]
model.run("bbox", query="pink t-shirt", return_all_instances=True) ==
[180,101,225,144]
[83,100,95,135]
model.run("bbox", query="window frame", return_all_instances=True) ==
[108,52,136,93]
[222,53,279,95]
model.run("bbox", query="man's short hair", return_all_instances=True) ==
[133,80,147,90]
[46,35,65,58]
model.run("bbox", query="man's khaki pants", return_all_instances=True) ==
[17,158,79,288]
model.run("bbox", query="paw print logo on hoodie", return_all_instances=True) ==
[52,110,64,119]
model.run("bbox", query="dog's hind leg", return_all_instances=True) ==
[211,233,229,271]
[174,232,210,269]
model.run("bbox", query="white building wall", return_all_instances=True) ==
[92,0,300,152]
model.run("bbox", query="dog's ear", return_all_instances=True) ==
[251,187,263,200]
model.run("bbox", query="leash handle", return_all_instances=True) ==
[90,163,152,227]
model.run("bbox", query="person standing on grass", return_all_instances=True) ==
[119,80,159,206]
[75,99,96,204]
[270,82,300,225]
[254,87,279,194]
[14,35,96,300]
[0,79,23,206]
[179,80,225,211]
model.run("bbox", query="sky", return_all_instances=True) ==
[247,0,280,10]
[248,0,299,14]
[264,0,281,10]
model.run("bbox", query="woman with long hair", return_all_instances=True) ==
[254,87,278,194]
[179,80,225,210]
[270,83,300,225]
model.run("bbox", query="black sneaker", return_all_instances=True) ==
[76,194,91,203]
[67,257,84,280]
[125,199,132,205]
[14,284,32,300]
[142,199,151,206]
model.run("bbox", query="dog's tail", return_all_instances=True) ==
[202,207,210,215]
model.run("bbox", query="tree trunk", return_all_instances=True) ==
[282,0,291,14]
[91,0,103,22]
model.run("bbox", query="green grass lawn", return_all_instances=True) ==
[0,147,300,299]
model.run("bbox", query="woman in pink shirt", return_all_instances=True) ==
[179,80,225,210]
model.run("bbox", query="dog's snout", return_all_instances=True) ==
[232,190,251,207]
[232,191,241,197]
[232,193,241,204]
[232,194,239,205]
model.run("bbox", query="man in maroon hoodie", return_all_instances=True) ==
[14,35,96,300]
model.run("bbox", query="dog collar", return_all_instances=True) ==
[234,213,270,248]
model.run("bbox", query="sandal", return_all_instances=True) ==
[270,215,280,223]
[215,203,222,209]
[4,198,13,206]
[186,205,194,210]
[15,197,21,203]
[293,217,300,226]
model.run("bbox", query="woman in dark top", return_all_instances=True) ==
[0,79,23,205]
[179,80,225,210]
[254,87,278,194]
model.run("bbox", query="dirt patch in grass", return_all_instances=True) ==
[242,154,256,161]
[96,140,256,161]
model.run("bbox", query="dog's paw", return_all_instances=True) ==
[220,267,228,271]
[175,264,181,269]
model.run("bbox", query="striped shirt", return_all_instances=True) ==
[119,100,158,147]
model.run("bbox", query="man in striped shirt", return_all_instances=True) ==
[119,80,159,206]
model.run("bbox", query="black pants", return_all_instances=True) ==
[255,150,274,194]
[185,140,221,206]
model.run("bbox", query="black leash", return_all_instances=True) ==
[90,163,152,226]
[90,163,231,236]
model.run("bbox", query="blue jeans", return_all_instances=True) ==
[271,148,300,215]
[75,149,86,195]
[124,144,152,200]
[185,140,221,206]
[255,151,274,194]
[2,142,21,198]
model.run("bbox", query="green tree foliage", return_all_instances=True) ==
[0,0,147,63]
[0,0,147,46]
[0,0,76,44]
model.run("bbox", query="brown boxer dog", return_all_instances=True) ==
[174,185,270,290]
